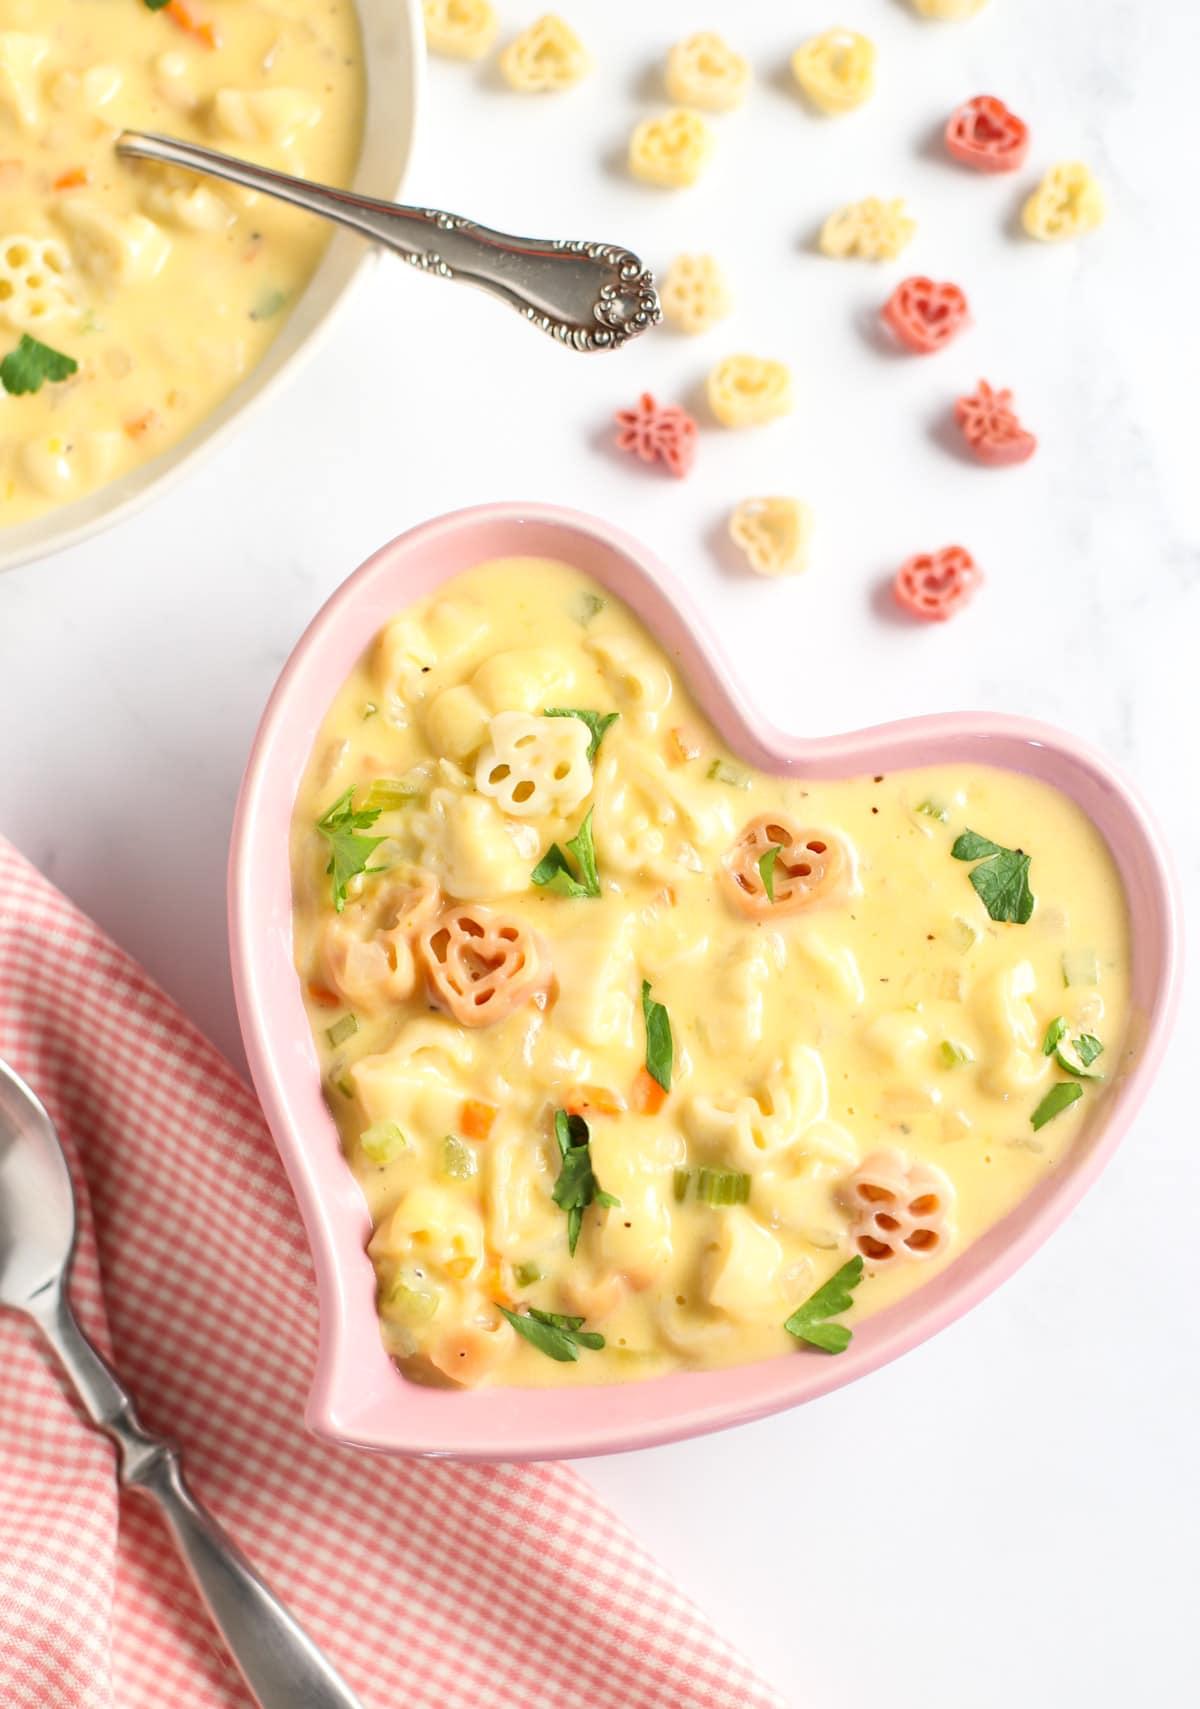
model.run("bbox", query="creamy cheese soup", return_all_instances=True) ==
[0,0,362,524]
[290,558,1132,1389]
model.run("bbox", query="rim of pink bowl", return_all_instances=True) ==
[228,502,1183,1462]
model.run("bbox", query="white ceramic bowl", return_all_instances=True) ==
[0,0,423,576]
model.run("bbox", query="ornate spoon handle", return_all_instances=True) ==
[116,129,660,352]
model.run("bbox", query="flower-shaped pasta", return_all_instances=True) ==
[955,380,1037,466]
[0,235,74,330]
[500,15,589,93]
[665,32,750,112]
[613,392,698,478]
[819,198,916,262]
[320,868,441,1011]
[629,108,713,189]
[893,546,981,622]
[418,904,550,1026]
[910,0,988,17]
[729,498,812,576]
[881,276,969,354]
[722,817,851,918]
[474,711,593,817]
[945,95,1029,173]
[706,355,793,428]
[843,1150,955,1264]
[791,30,876,116]
[660,253,731,335]
[1022,163,1105,242]
[423,0,498,60]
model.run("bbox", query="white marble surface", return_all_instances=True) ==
[2,3,1197,1704]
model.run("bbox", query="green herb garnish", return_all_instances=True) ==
[1042,1016,1104,1077]
[1042,1016,1069,1055]
[758,845,779,903]
[916,798,949,823]
[1074,1033,1103,1068]
[325,1013,358,1048]
[641,980,673,1092]
[551,1109,618,1255]
[316,787,386,913]
[938,1040,973,1068]
[498,1305,605,1362]
[531,807,601,899]
[143,0,172,11]
[1030,1081,1084,1131]
[784,1256,865,1355]
[513,1260,542,1288]
[544,708,619,763]
[574,591,606,627]
[0,334,78,396]
[250,287,287,322]
[950,828,1034,924]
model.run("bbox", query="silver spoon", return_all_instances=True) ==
[0,1056,364,1709]
[116,129,660,352]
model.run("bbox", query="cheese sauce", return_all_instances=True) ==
[0,0,362,523]
[290,558,1132,1388]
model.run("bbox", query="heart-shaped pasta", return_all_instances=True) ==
[819,197,916,262]
[628,108,713,189]
[474,711,593,817]
[706,355,793,429]
[791,30,876,116]
[423,0,498,60]
[722,817,851,918]
[320,868,441,1011]
[499,14,589,93]
[729,498,812,576]
[664,32,750,112]
[844,1151,956,1263]
[418,904,550,1026]
[659,253,732,335]
[1022,163,1105,242]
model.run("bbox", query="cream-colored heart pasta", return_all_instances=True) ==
[290,558,1131,1389]
[0,0,363,526]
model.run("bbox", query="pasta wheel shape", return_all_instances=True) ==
[0,32,50,131]
[473,711,593,818]
[729,498,812,576]
[819,198,916,262]
[319,868,441,1012]
[722,817,851,919]
[844,1151,955,1264]
[685,1044,830,1169]
[659,253,731,335]
[629,109,714,190]
[418,904,551,1026]
[0,236,74,331]
[1022,163,1105,242]
[791,30,876,116]
[664,33,750,113]
[706,355,793,429]
[500,15,589,93]
[423,0,498,60]
[910,0,989,17]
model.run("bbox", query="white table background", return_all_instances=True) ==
[2,3,1197,1703]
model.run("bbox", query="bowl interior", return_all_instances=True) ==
[0,0,423,576]
[229,503,1182,1460]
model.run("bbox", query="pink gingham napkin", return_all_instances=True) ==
[0,838,784,1709]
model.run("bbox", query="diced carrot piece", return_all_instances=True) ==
[307,982,342,1008]
[123,410,160,440]
[631,1067,667,1115]
[52,167,89,191]
[460,1099,497,1141]
[166,0,219,48]
[667,724,702,764]
[563,1084,625,1118]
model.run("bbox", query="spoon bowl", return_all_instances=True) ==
[0,1060,76,1310]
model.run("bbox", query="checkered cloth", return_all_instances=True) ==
[0,839,783,1709]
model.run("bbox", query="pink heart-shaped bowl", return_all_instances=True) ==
[229,503,1182,1461]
